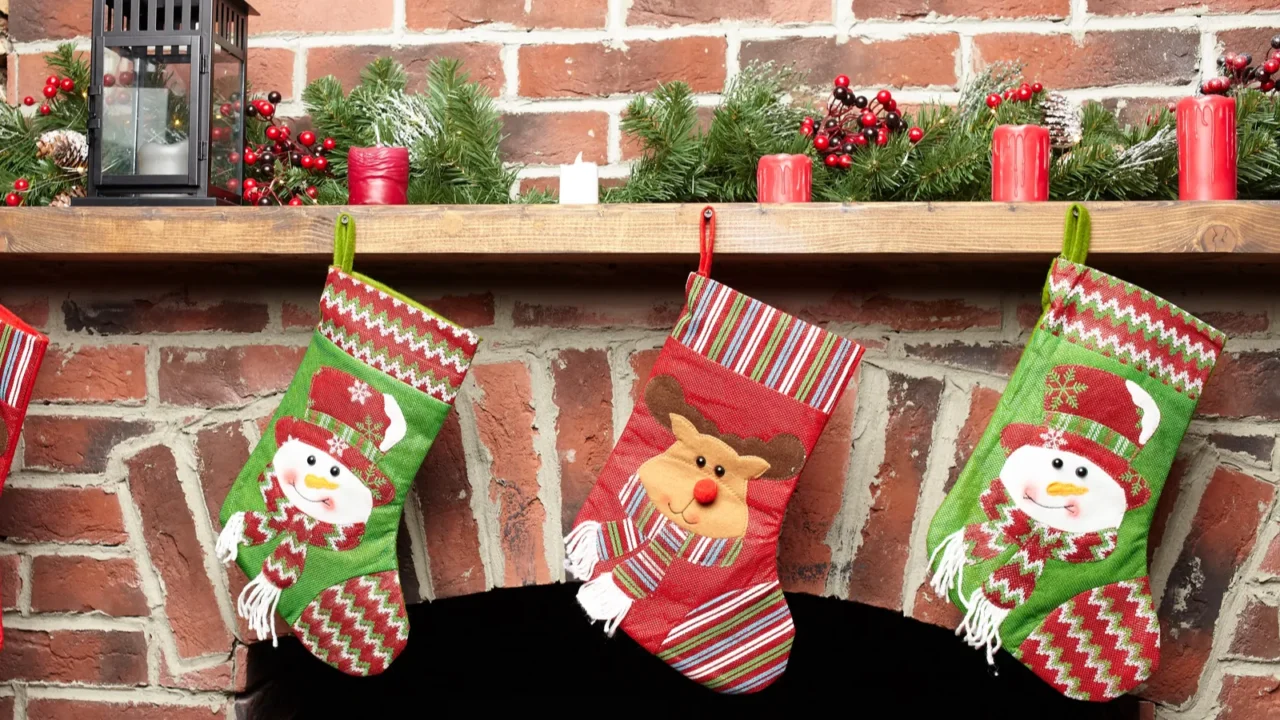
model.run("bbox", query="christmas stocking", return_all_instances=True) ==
[926,206,1226,701]
[216,215,479,676]
[564,208,865,694]
[0,305,48,650]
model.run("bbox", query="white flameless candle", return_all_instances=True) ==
[559,152,599,204]
[138,139,188,176]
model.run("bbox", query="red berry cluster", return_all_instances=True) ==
[234,90,335,206]
[1203,36,1280,95]
[800,75,923,169]
[22,74,77,116]
[4,178,30,207]
[985,81,1044,109]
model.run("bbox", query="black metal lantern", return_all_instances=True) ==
[75,0,255,206]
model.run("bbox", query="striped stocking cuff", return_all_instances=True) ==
[670,274,863,414]
[0,304,49,483]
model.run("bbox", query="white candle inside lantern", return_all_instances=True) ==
[138,138,188,176]
[559,152,599,204]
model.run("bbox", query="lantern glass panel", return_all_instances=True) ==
[209,45,244,197]
[100,45,193,179]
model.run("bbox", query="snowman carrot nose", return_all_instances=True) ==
[1046,481,1088,497]
[304,474,341,491]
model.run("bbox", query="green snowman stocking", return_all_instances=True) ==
[217,215,479,676]
[926,206,1226,701]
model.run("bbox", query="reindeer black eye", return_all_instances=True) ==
[307,455,316,466]
[714,465,725,478]
[1075,467,1088,478]
[696,456,706,468]
[330,466,341,478]
[1051,458,1063,469]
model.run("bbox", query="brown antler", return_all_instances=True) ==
[644,374,805,479]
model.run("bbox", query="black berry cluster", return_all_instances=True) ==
[800,75,923,169]
[1203,36,1280,95]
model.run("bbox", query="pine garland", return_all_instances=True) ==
[302,58,533,204]
[0,45,91,206]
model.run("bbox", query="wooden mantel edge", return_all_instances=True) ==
[1,201,1278,260]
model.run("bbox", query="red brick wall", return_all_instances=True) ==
[0,259,1276,717]
[5,0,1280,192]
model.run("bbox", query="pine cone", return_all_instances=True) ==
[48,185,86,208]
[1043,92,1082,150]
[37,130,90,174]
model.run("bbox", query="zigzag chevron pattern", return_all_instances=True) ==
[318,267,479,404]
[1016,577,1160,701]
[320,321,458,402]
[1042,260,1225,398]
[292,570,410,677]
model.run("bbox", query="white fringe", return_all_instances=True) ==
[928,529,967,601]
[237,573,282,648]
[216,512,246,564]
[956,589,1009,666]
[563,521,602,581]
[576,572,632,637]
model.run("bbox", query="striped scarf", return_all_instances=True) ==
[965,480,1117,611]
[595,474,744,600]
[238,471,366,590]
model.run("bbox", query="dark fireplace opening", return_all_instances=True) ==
[239,583,1143,716]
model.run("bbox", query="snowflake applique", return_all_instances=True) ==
[1039,427,1069,450]
[348,380,373,405]
[327,436,351,457]
[1045,368,1088,411]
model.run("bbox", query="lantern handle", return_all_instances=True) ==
[334,213,356,272]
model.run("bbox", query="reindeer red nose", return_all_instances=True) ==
[693,479,718,505]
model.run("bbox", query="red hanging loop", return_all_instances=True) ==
[697,206,716,278]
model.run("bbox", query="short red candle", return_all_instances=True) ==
[757,154,812,203]
[992,124,1050,202]
[1177,95,1236,200]
[347,146,410,205]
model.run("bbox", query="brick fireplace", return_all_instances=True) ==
[0,259,1275,717]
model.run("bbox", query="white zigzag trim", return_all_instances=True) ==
[322,325,457,402]
[1044,312,1207,394]
[322,292,472,374]
[333,269,480,345]
[1080,591,1125,699]
[1029,625,1079,698]
[1049,279,1219,364]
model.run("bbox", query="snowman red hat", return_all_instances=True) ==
[1000,364,1158,510]
[275,367,405,507]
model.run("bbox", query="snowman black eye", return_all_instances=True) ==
[1075,466,1088,478]
[1051,458,1063,469]
[696,456,706,468]
[714,465,725,478]
[306,455,316,466]
[329,465,341,478]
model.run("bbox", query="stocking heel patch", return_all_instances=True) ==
[657,581,794,694]
[292,571,409,677]
[1015,577,1160,701]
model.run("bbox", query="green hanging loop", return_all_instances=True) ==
[1042,204,1092,310]
[1060,203,1091,265]
[333,213,356,272]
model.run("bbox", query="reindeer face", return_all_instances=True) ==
[638,414,770,539]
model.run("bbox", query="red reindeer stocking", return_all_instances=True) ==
[563,209,865,693]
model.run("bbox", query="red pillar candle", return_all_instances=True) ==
[347,146,410,205]
[757,154,812,203]
[992,124,1050,202]
[1177,95,1236,200]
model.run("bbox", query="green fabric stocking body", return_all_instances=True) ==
[926,207,1227,701]
[217,217,479,676]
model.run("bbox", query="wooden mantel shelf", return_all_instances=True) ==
[2,201,1279,261]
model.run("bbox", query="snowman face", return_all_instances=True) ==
[273,439,374,525]
[1001,445,1127,534]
